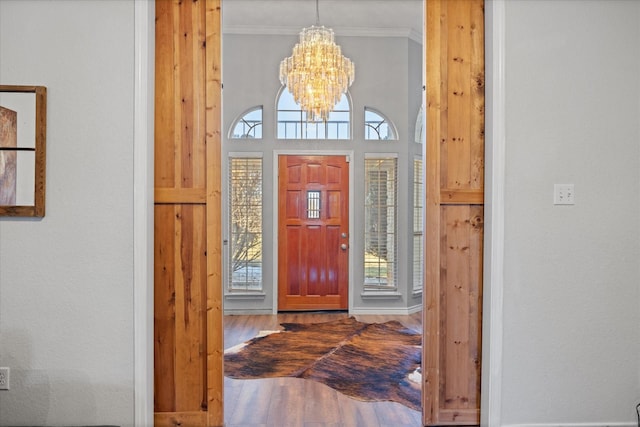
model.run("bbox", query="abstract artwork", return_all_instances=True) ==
[0,105,17,205]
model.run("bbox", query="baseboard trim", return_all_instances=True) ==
[351,305,421,315]
[505,423,636,427]
[224,292,267,300]
[224,309,274,315]
[224,306,422,316]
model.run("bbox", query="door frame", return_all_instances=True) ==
[135,0,507,424]
[272,150,355,314]
[132,0,155,425]
[482,0,507,424]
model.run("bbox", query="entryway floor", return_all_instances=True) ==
[223,311,422,427]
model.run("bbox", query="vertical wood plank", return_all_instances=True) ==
[470,0,485,190]
[468,205,483,406]
[173,206,187,405]
[446,0,472,190]
[154,0,176,188]
[177,0,194,188]
[424,0,442,423]
[205,0,224,425]
[192,0,207,189]
[154,205,177,412]
[438,0,449,188]
[195,205,209,413]
[174,205,208,411]
[437,200,448,413]
[443,205,471,409]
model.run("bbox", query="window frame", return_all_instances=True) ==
[363,154,399,292]
[364,107,398,141]
[276,86,353,140]
[412,156,424,294]
[229,106,263,140]
[226,153,264,293]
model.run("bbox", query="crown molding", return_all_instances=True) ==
[223,25,423,43]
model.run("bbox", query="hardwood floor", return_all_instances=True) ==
[223,312,423,427]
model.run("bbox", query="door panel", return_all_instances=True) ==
[278,155,349,311]
[424,0,484,424]
[154,0,208,416]
[154,0,223,425]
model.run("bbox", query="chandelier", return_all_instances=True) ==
[279,1,355,122]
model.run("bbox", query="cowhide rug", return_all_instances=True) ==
[224,316,422,410]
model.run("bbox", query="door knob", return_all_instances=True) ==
[340,243,348,250]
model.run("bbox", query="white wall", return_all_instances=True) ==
[501,1,640,425]
[0,1,135,426]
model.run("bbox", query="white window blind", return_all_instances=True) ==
[228,157,263,291]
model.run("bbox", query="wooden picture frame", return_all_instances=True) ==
[0,85,47,217]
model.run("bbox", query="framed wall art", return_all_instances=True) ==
[0,85,47,217]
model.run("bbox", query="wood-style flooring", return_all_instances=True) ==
[223,311,423,427]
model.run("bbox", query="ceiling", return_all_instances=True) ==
[222,0,424,42]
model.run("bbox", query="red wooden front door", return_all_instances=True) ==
[278,155,349,311]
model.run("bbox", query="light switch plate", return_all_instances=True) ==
[0,367,9,390]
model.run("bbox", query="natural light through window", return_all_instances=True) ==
[230,107,263,139]
[277,87,351,140]
[364,156,397,291]
[365,107,397,140]
[413,158,423,293]
[228,157,263,292]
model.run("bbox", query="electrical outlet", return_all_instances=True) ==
[0,367,10,390]
[554,184,575,205]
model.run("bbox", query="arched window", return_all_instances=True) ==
[364,107,397,140]
[276,87,351,140]
[229,106,263,139]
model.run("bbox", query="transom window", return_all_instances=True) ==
[365,107,397,140]
[230,106,263,139]
[276,87,351,140]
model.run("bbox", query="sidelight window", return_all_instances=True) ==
[228,156,263,291]
[363,156,398,291]
[413,158,424,293]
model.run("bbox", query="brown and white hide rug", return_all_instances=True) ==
[224,316,422,410]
